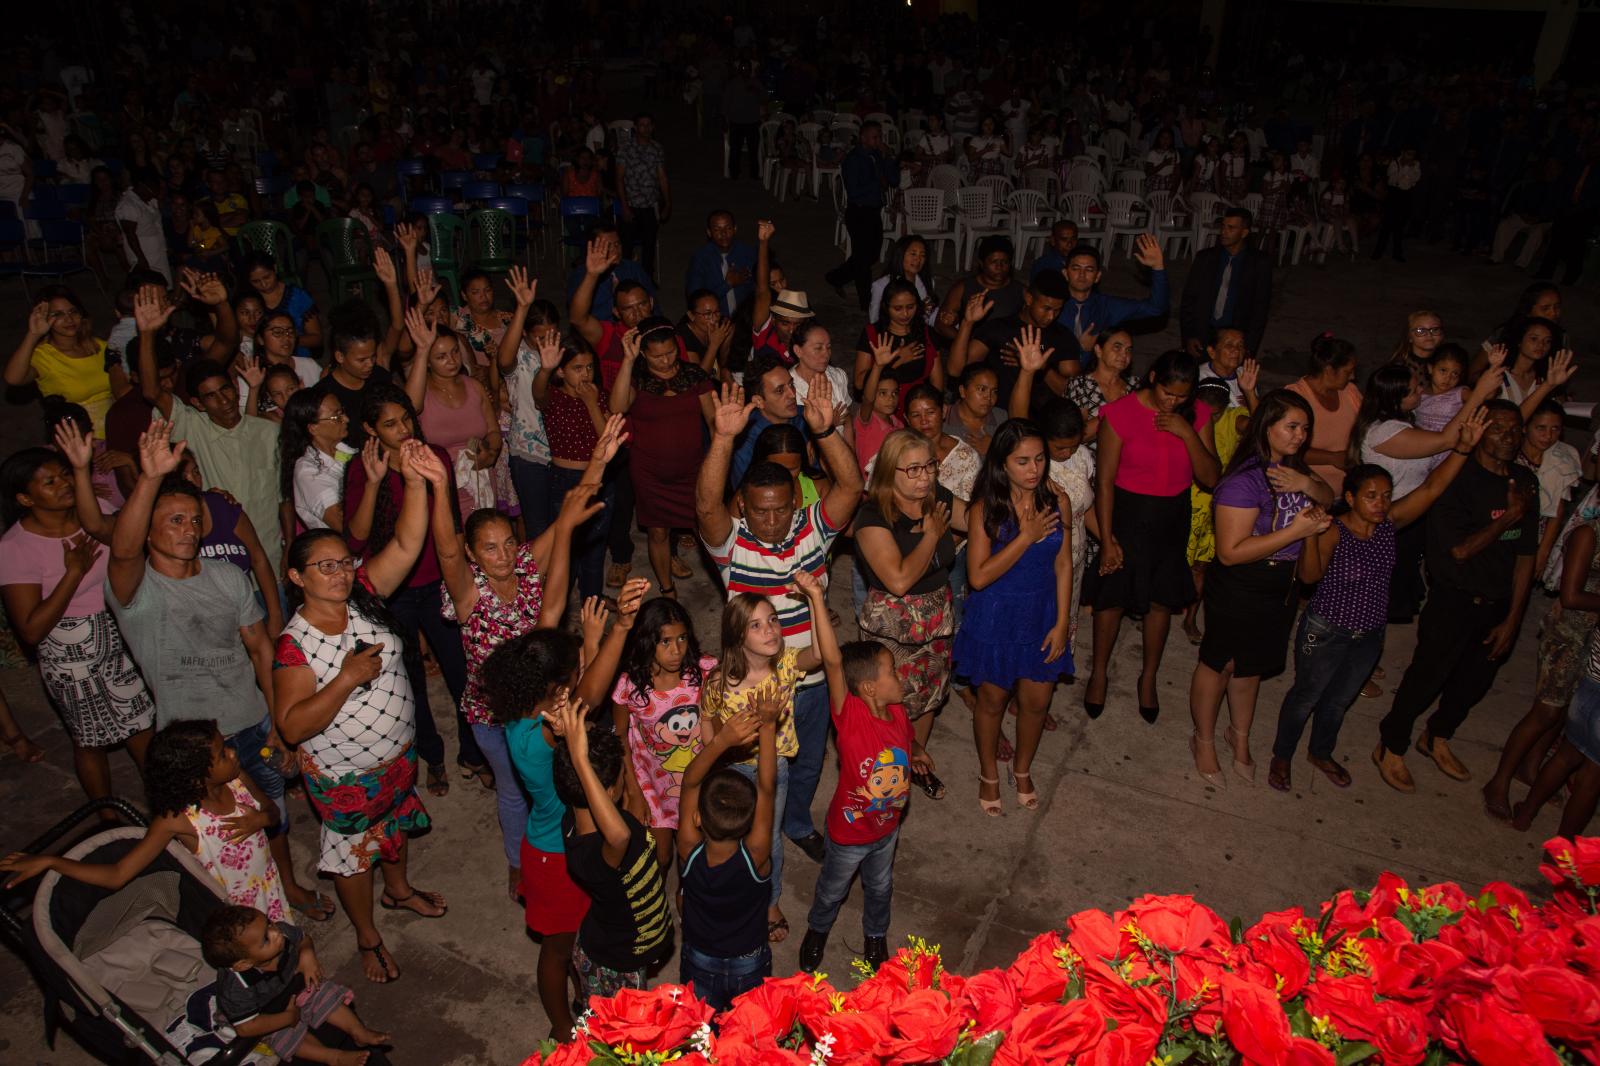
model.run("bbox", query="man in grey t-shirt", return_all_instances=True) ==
[106,423,333,919]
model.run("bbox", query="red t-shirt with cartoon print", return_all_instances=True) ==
[825,694,913,845]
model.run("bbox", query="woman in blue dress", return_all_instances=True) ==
[953,407,1075,817]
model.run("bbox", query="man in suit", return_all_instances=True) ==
[1180,208,1272,358]
[684,209,757,316]
[824,121,900,311]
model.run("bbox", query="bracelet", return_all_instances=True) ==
[810,425,838,441]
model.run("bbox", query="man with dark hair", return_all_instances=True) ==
[685,210,756,316]
[729,355,808,487]
[314,300,392,447]
[616,112,670,280]
[1375,400,1538,792]
[824,122,900,310]
[1052,234,1170,351]
[571,237,682,391]
[116,166,170,282]
[948,270,1076,409]
[1180,207,1272,357]
[696,376,864,928]
[1026,219,1081,281]
[134,283,283,570]
[562,222,654,321]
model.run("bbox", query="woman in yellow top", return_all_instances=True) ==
[5,287,125,438]
[701,573,832,945]
[1183,368,1255,644]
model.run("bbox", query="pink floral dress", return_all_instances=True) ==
[612,656,717,828]
[188,777,289,923]
[442,542,543,726]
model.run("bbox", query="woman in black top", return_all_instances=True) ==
[853,429,960,799]
[853,279,945,411]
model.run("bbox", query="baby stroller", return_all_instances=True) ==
[1,799,386,1065]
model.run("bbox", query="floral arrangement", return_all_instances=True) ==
[520,836,1600,1066]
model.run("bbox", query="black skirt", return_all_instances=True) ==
[1087,486,1196,615]
[1198,558,1299,679]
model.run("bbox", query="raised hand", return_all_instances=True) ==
[359,437,389,482]
[757,219,775,242]
[963,291,993,325]
[536,330,563,371]
[1456,406,1488,451]
[556,480,605,528]
[1547,348,1577,388]
[870,334,896,367]
[791,567,825,603]
[393,221,420,251]
[26,301,50,338]
[616,576,649,620]
[415,268,441,311]
[1073,321,1099,354]
[52,419,94,469]
[136,418,186,479]
[579,595,610,646]
[372,247,397,286]
[712,381,756,438]
[1132,233,1165,271]
[1482,342,1508,370]
[1237,358,1260,394]
[403,304,437,356]
[134,284,176,333]
[235,354,264,391]
[585,236,618,276]
[592,413,630,465]
[801,371,838,434]
[556,693,592,759]
[620,327,642,363]
[506,264,537,307]
[407,440,448,486]
[62,530,102,574]
[1016,324,1053,373]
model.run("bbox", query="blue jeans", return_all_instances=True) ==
[470,722,529,867]
[228,715,286,834]
[509,457,553,539]
[549,463,615,602]
[1272,611,1386,761]
[679,943,772,1012]
[732,756,788,907]
[783,683,831,842]
[806,829,899,938]
[388,579,483,770]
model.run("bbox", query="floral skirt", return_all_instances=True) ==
[303,746,430,876]
[858,587,954,719]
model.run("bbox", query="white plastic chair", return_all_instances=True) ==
[1187,192,1229,251]
[1101,129,1129,164]
[758,120,782,190]
[956,186,1009,267]
[1022,167,1060,201]
[1065,164,1105,196]
[1102,193,1149,263]
[607,119,634,151]
[1148,192,1191,259]
[810,110,836,129]
[902,187,960,266]
[882,125,902,156]
[829,123,859,150]
[1240,193,1263,223]
[812,141,842,201]
[1280,223,1319,266]
[1083,146,1111,173]
[1059,192,1107,252]
[927,164,965,210]
[832,114,862,133]
[832,179,851,254]
[1114,168,1147,197]
[1006,189,1054,263]
[862,112,895,128]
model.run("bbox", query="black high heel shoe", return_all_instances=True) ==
[1083,677,1106,720]
[1137,674,1160,724]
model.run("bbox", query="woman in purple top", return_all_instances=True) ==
[1190,391,1334,787]
[1268,411,1486,792]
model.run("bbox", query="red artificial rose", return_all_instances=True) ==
[812,1009,892,1061]
[321,783,369,815]
[1286,1036,1336,1066]
[1120,894,1230,955]
[1439,993,1561,1066]
[958,968,1022,1036]
[1303,974,1381,1041]
[517,1053,542,1066]
[1437,909,1516,969]
[1244,924,1312,1000]
[993,1000,1108,1066]
[1366,938,1465,1012]
[1494,964,1600,1044]
[723,973,831,1043]
[879,988,968,1064]
[711,1034,811,1066]
[1006,930,1072,1005]
[1221,973,1295,1066]
[1368,1001,1431,1066]
[843,970,905,1014]
[1479,880,1534,913]
[1541,836,1600,889]
[1082,1022,1161,1066]
[584,984,713,1051]
[1082,967,1168,1031]
[1174,953,1226,1035]
[1244,906,1308,941]
[537,1042,593,1066]
[1324,872,1408,935]
[1067,908,1124,964]
[873,946,947,991]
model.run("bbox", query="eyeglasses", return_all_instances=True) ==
[313,411,349,423]
[47,309,82,321]
[264,326,296,338]
[1411,326,1443,336]
[306,556,357,576]
[896,461,938,478]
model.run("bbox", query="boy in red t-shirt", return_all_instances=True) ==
[796,585,928,973]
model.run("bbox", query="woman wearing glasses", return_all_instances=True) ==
[280,389,356,535]
[1389,309,1444,372]
[608,318,716,597]
[274,440,449,985]
[853,429,962,801]
[6,287,124,437]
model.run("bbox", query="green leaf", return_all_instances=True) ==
[1337,1040,1379,1066]
[1289,1006,1314,1038]
[1422,1046,1449,1066]
[964,1030,1003,1066]
[1230,916,1245,944]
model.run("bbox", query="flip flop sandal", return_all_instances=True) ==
[381,887,448,916]
[359,939,397,983]
[459,762,496,790]
[426,763,450,797]
[767,916,790,943]
[910,769,946,800]
[290,893,336,922]
[670,556,692,579]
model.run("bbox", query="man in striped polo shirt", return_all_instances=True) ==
[696,372,864,879]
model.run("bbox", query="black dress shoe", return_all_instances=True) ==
[790,831,826,863]
[1139,700,1161,724]
[799,928,829,972]
[863,935,889,970]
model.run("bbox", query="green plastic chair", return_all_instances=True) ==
[465,208,516,278]
[315,219,378,303]
[426,213,465,307]
[234,220,299,286]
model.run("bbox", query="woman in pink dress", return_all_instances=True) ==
[405,309,502,518]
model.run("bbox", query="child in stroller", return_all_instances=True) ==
[203,904,389,1064]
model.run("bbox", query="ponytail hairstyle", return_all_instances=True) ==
[1305,331,1357,380]
[973,418,1058,539]
[1140,349,1202,424]
[1330,463,1394,517]
[1348,363,1417,468]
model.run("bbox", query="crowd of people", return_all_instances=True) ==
[0,2,1599,1057]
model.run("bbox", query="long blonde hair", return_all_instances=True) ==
[866,430,933,524]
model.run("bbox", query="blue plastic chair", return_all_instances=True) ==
[439,171,472,193]
[255,149,279,175]
[410,197,455,216]
[252,175,285,199]
[24,200,66,222]
[58,184,91,207]
[558,197,602,259]
[506,182,545,203]
[462,181,501,202]
[32,159,57,180]
[395,158,430,196]
[472,153,502,172]
[24,219,103,302]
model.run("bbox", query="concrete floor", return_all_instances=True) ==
[1,80,1597,1064]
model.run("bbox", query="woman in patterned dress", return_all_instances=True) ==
[273,439,449,985]
[0,719,289,923]
[434,419,619,900]
[0,445,154,808]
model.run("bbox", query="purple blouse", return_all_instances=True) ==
[1307,519,1396,632]
[1212,458,1314,561]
